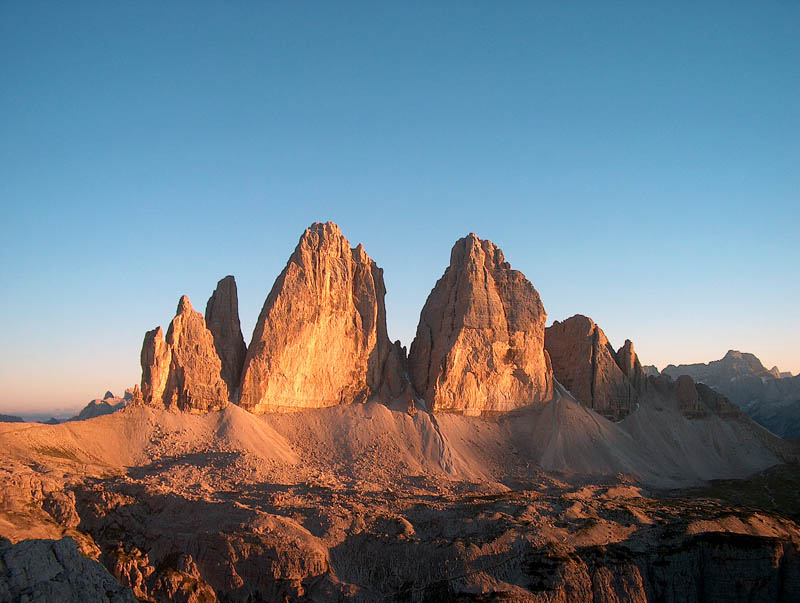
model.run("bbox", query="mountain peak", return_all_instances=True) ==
[409,233,551,413]
[205,275,247,394]
[545,315,642,421]
[449,233,508,272]
[176,295,193,315]
[238,223,403,412]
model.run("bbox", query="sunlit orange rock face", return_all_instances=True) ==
[408,233,553,413]
[140,326,170,407]
[238,222,403,412]
[545,315,644,421]
[140,296,229,413]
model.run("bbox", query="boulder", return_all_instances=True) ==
[408,233,553,413]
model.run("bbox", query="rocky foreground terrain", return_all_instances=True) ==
[2,222,799,602]
[1,403,799,602]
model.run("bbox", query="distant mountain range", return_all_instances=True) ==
[1,390,132,425]
[67,390,130,422]
[661,350,800,439]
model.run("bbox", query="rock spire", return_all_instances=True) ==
[140,296,229,413]
[205,275,247,395]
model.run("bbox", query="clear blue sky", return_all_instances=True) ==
[1,2,798,415]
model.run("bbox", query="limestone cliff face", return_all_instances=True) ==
[545,315,640,421]
[140,327,171,407]
[408,233,553,413]
[205,275,247,395]
[140,296,229,413]
[238,222,402,412]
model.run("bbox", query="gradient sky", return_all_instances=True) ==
[1,2,798,416]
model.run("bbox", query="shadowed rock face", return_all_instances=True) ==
[205,275,247,395]
[141,296,229,413]
[642,364,660,377]
[0,537,137,602]
[238,222,403,412]
[647,373,745,420]
[408,233,553,413]
[616,339,647,393]
[675,374,705,416]
[545,315,641,421]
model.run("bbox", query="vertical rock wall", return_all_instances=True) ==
[238,222,403,412]
[408,233,553,413]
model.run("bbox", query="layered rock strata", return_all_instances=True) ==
[545,315,644,421]
[408,233,553,413]
[205,275,247,394]
[238,222,403,412]
[140,296,229,413]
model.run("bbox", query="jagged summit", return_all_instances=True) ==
[545,314,754,426]
[664,349,775,383]
[545,314,643,421]
[408,233,553,413]
[141,294,229,413]
[176,294,192,315]
[238,221,404,412]
[205,275,247,395]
